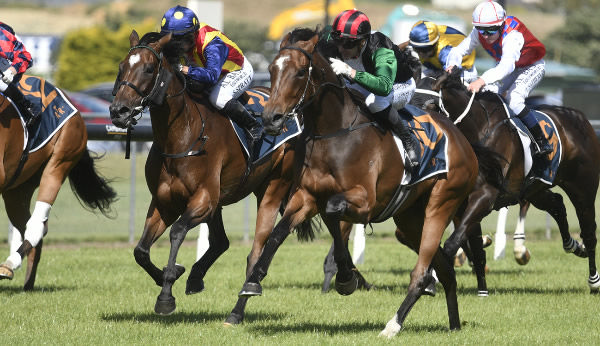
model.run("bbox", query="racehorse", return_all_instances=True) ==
[230,28,480,337]
[0,76,117,290]
[109,30,305,316]
[425,68,600,294]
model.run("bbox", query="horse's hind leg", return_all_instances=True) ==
[466,223,489,296]
[186,207,229,295]
[561,181,599,292]
[0,178,38,288]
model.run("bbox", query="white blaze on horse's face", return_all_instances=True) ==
[274,56,289,74]
[129,53,141,68]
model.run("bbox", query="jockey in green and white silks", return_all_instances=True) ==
[446,0,551,157]
[326,9,420,171]
[408,20,478,83]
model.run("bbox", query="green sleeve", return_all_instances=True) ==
[353,47,397,96]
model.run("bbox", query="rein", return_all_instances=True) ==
[279,45,378,140]
[439,89,476,125]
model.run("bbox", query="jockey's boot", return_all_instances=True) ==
[222,99,263,162]
[375,106,420,171]
[519,107,552,157]
[3,83,39,125]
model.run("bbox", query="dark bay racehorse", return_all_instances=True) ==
[0,78,116,290]
[425,69,600,294]
[229,28,479,337]
[109,31,304,316]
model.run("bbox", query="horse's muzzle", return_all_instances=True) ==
[109,103,135,128]
[263,112,286,136]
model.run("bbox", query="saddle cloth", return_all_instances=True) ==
[499,100,562,185]
[9,75,79,153]
[230,88,301,163]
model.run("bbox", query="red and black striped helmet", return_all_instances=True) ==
[331,9,371,40]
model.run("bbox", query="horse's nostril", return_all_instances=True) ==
[273,113,283,123]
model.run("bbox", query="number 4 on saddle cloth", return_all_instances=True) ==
[371,104,449,222]
[232,89,301,163]
[6,75,79,153]
[505,107,562,186]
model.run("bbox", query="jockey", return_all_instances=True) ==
[408,20,478,83]
[327,9,420,171]
[0,22,38,124]
[446,0,552,157]
[159,5,262,160]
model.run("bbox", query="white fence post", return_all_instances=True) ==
[352,224,366,265]
[494,207,508,260]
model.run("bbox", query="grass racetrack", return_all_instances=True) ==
[0,151,599,344]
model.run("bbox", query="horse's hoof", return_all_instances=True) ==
[454,249,467,267]
[424,281,436,297]
[335,272,358,296]
[563,239,587,258]
[155,264,186,287]
[514,247,531,265]
[0,263,14,280]
[477,290,489,297]
[154,295,176,315]
[482,234,493,248]
[238,282,262,297]
[588,272,600,292]
[224,312,243,326]
[185,276,205,295]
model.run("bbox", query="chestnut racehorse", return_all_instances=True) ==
[109,31,306,317]
[0,77,116,290]
[231,28,479,337]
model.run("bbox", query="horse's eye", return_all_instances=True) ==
[144,65,154,74]
[297,69,307,78]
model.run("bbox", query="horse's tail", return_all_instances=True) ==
[68,150,118,217]
[472,143,507,193]
[295,217,323,242]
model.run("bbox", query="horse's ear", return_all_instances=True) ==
[280,32,291,50]
[158,33,172,50]
[130,30,140,47]
[309,34,319,46]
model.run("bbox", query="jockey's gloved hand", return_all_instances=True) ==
[2,68,14,84]
[329,58,354,79]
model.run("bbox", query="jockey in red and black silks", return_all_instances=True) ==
[446,0,552,157]
[0,22,39,122]
[160,5,263,160]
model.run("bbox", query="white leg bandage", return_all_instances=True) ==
[5,223,23,270]
[24,201,51,247]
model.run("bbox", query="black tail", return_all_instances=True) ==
[68,150,118,217]
[278,202,323,242]
[472,143,507,193]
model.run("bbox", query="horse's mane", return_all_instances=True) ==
[288,27,341,60]
[139,32,162,45]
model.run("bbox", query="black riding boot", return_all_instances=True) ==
[222,99,263,162]
[519,108,552,157]
[3,83,38,125]
[375,106,420,171]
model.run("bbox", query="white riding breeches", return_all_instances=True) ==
[209,58,254,110]
[347,78,416,113]
[483,59,545,114]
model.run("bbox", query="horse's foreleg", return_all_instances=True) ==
[186,207,229,295]
[238,188,317,297]
[24,239,43,291]
[135,199,180,287]
[155,202,209,315]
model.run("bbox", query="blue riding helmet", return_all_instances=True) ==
[160,5,199,36]
[409,20,439,48]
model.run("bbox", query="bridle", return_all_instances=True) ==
[112,44,185,121]
[278,46,314,120]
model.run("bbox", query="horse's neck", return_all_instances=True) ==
[149,91,203,149]
[305,87,360,134]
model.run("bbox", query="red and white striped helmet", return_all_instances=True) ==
[472,1,506,27]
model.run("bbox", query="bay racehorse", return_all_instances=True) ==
[230,28,480,337]
[0,75,116,290]
[423,68,600,294]
[109,31,307,316]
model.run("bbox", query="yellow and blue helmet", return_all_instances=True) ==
[160,5,199,36]
[409,20,440,47]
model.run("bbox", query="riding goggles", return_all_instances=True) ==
[476,26,502,36]
[331,31,365,48]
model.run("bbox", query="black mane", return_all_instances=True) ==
[288,27,341,60]
[139,32,162,45]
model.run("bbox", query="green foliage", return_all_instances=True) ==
[54,19,158,91]
[545,7,600,76]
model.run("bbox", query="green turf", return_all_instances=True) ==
[0,151,598,344]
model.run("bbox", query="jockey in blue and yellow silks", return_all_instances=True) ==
[408,20,478,82]
[160,5,263,160]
